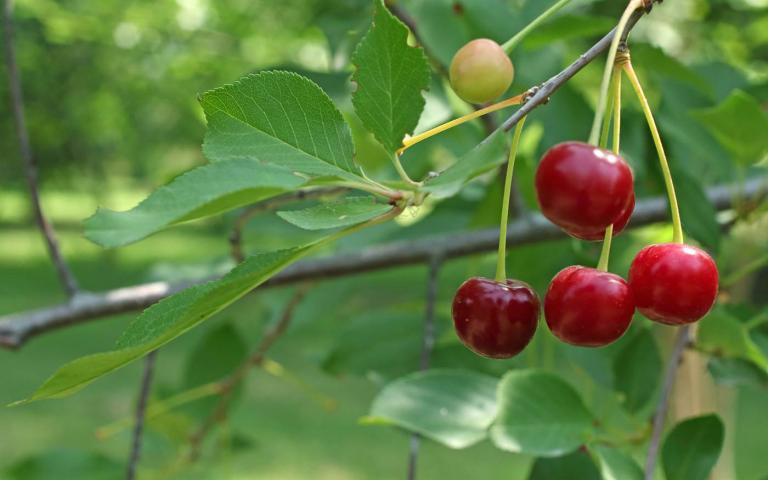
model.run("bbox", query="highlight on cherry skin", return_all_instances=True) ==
[535,142,634,236]
[629,243,719,325]
[544,266,635,348]
[449,38,514,104]
[451,277,540,359]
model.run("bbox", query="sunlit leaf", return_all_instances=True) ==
[364,369,498,449]
[351,0,430,152]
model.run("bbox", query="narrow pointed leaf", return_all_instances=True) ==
[201,70,363,181]
[85,160,304,247]
[277,197,392,230]
[364,369,498,449]
[15,245,314,404]
[490,370,594,456]
[351,0,430,152]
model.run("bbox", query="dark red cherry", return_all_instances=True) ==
[535,142,634,233]
[567,193,635,241]
[629,243,718,325]
[544,266,635,347]
[452,277,539,358]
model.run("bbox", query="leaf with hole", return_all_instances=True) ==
[351,0,430,152]
[84,160,304,247]
[490,369,594,456]
[201,70,363,182]
[363,369,498,449]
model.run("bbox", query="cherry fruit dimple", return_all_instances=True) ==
[544,266,635,347]
[452,277,539,358]
[535,142,634,234]
[629,243,718,325]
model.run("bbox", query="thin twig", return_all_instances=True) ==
[188,285,310,460]
[644,325,691,480]
[126,350,158,480]
[0,178,764,350]
[2,0,79,298]
[407,253,443,480]
[488,6,648,141]
[230,188,347,263]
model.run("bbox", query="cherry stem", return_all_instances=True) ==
[397,94,523,156]
[623,60,684,244]
[588,0,642,146]
[597,67,622,272]
[495,116,527,283]
[391,154,422,188]
[501,0,573,54]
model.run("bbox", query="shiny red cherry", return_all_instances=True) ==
[567,193,635,241]
[629,243,718,325]
[452,277,539,358]
[535,142,634,233]
[544,266,635,347]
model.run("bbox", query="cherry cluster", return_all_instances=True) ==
[452,140,719,358]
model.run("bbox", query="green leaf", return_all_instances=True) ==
[672,166,721,251]
[613,329,662,413]
[698,307,768,372]
[422,129,508,199]
[524,15,615,50]
[707,357,768,389]
[351,0,430,152]
[277,197,391,230]
[364,369,498,449]
[591,445,644,480]
[529,450,601,480]
[662,414,724,480]
[490,370,594,456]
[693,90,768,165]
[15,246,314,404]
[84,160,304,247]
[200,70,362,182]
[5,449,122,480]
[183,323,249,416]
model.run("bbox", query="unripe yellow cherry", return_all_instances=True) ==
[449,39,514,104]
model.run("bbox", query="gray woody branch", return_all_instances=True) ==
[1,178,764,349]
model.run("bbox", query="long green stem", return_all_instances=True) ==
[495,116,527,282]
[597,67,623,272]
[623,61,684,244]
[392,154,421,188]
[588,0,643,146]
[502,0,573,53]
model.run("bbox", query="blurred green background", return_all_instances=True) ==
[1,0,767,478]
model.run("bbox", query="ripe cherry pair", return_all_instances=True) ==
[452,142,719,358]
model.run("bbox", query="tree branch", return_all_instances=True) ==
[188,286,310,460]
[2,0,79,298]
[644,325,691,479]
[407,254,443,480]
[0,178,763,350]
[126,350,158,480]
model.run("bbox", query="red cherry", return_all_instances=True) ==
[452,277,539,358]
[567,193,635,241]
[535,142,634,233]
[544,266,635,347]
[629,243,719,325]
